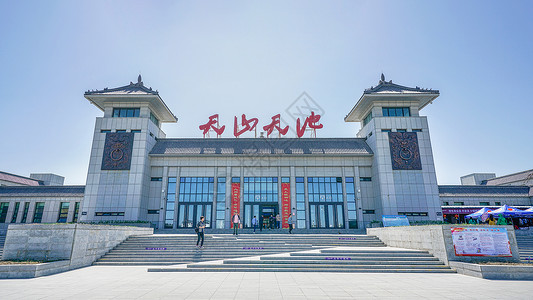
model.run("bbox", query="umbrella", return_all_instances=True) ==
[465,207,492,219]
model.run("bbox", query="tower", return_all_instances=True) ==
[345,74,443,222]
[80,76,177,222]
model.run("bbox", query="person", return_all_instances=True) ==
[488,215,496,225]
[288,213,295,234]
[196,216,206,249]
[252,215,258,233]
[276,214,281,229]
[232,213,241,235]
[269,214,275,229]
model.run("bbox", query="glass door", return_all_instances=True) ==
[309,203,345,229]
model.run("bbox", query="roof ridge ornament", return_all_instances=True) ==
[138,74,142,84]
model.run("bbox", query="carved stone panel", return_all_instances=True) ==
[101,133,134,170]
[388,132,422,170]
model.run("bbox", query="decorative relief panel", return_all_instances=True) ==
[388,132,422,170]
[101,132,134,170]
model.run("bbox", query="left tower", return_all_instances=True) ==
[80,76,177,222]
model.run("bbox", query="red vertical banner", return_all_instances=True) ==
[281,183,291,229]
[231,183,240,228]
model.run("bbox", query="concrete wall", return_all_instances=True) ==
[2,224,153,269]
[367,225,520,264]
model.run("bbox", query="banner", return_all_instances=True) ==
[382,215,410,227]
[451,227,512,257]
[281,183,291,229]
[230,183,240,228]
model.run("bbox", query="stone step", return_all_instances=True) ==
[319,249,428,254]
[225,260,445,265]
[291,253,434,258]
[261,256,439,261]
[187,263,451,269]
[148,267,456,273]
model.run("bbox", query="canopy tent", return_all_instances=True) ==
[525,207,533,212]
[465,207,492,219]
[489,204,533,217]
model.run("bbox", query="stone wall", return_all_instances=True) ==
[2,224,153,270]
[367,225,520,264]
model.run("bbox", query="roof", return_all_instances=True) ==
[483,169,533,186]
[84,75,177,123]
[0,171,43,186]
[344,74,440,122]
[150,138,373,156]
[0,185,85,197]
[438,185,531,197]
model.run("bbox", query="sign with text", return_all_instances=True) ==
[451,227,512,257]
[382,215,410,227]
[230,183,240,228]
[281,183,291,229]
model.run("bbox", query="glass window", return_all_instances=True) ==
[0,203,9,223]
[21,202,30,223]
[150,111,160,127]
[32,202,45,223]
[363,111,372,126]
[73,202,80,223]
[382,107,410,117]
[113,108,140,118]
[165,177,177,228]
[57,202,70,223]
[11,202,20,223]
[360,177,372,182]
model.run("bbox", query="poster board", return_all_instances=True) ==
[451,227,512,257]
[382,215,410,227]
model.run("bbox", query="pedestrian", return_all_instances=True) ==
[232,213,241,235]
[288,213,295,234]
[276,213,281,229]
[269,214,275,229]
[252,215,258,233]
[196,216,206,249]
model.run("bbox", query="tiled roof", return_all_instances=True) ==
[84,75,158,96]
[364,74,439,95]
[438,185,531,197]
[483,169,533,186]
[0,171,43,186]
[150,138,373,156]
[0,185,85,197]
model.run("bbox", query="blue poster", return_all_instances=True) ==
[382,215,410,227]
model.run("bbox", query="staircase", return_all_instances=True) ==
[0,235,5,258]
[94,234,383,266]
[516,235,533,262]
[149,248,455,273]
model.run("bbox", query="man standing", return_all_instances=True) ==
[276,213,281,229]
[252,215,258,233]
[232,213,241,235]
[288,213,295,234]
[196,216,206,249]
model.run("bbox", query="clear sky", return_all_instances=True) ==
[1,1,532,185]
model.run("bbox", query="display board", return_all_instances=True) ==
[451,227,512,257]
[281,183,290,229]
[382,215,410,227]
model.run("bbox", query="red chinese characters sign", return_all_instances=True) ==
[230,183,240,228]
[281,183,291,229]
[199,112,323,138]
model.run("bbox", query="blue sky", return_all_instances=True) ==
[0,1,532,185]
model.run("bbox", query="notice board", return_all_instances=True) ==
[451,227,512,257]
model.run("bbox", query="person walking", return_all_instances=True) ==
[288,213,295,234]
[269,214,275,229]
[196,216,206,249]
[276,213,281,229]
[252,215,258,233]
[232,213,241,235]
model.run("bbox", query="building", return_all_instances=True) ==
[0,74,531,231]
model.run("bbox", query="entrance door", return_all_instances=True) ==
[243,203,278,228]
[309,203,344,229]
[177,204,212,228]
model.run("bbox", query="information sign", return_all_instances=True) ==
[451,227,512,257]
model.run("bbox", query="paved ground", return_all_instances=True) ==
[1,266,533,299]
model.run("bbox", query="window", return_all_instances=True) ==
[413,129,422,132]
[95,212,124,216]
[363,111,372,126]
[495,202,501,206]
[382,107,410,117]
[295,177,305,229]
[100,130,111,133]
[32,202,45,223]
[116,130,126,133]
[177,177,214,228]
[11,202,20,223]
[243,177,278,203]
[381,129,392,133]
[150,112,160,127]
[148,210,159,214]
[363,210,375,214]
[367,131,373,137]
[165,177,177,228]
[151,177,163,181]
[112,108,140,118]
[21,202,30,223]
[131,130,141,133]
[360,177,372,182]
[0,203,9,223]
[216,177,226,228]
[453,202,464,206]
[479,202,490,206]
[346,177,357,229]
[57,202,70,223]
[307,177,345,229]
[443,202,449,206]
[73,202,80,223]
[396,129,407,132]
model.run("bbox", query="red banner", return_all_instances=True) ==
[231,183,240,228]
[281,183,291,229]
